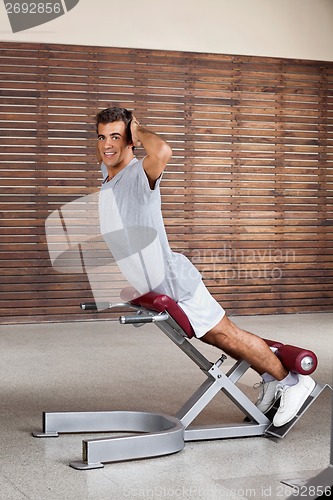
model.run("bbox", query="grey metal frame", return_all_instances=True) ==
[32,302,328,470]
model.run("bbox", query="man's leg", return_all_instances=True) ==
[201,315,287,379]
[201,315,315,427]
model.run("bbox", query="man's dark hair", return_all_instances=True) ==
[95,106,133,145]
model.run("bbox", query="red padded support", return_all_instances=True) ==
[276,344,318,375]
[130,292,195,338]
[264,339,317,375]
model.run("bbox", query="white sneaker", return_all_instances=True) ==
[273,375,316,427]
[255,380,280,413]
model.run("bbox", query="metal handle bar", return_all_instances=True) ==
[80,302,135,311]
[119,312,169,324]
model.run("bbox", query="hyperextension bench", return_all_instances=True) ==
[33,292,330,470]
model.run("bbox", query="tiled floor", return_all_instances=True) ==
[0,312,332,499]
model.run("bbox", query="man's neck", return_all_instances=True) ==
[106,155,135,180]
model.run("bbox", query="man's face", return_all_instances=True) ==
[97,121,132,171]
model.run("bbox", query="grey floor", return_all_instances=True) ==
[0,312,332,500]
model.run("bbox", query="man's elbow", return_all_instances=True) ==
[160,142,172,164]
[147,142,172,171]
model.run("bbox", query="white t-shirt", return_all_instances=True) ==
[99,158,202,302]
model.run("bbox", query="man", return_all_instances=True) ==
[96,106,315,427]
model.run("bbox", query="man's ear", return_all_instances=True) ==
[126,119,133,145]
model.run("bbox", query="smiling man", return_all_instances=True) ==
[96,106,315,428]
[97,107,171,189]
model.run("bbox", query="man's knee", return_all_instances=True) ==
[201,315,234,346]
[200,329,218,346]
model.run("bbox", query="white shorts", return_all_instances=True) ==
[177,281,225,339]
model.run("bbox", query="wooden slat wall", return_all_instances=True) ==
[0,42,332,323]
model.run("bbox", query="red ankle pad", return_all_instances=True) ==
[264,339,317,375]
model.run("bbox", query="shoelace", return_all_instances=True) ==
[275,385,287,409]
[253,381,266,403]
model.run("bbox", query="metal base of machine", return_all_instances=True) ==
[32,300,330,469]
[33,382,328,469]
[32,376,330,468]
[33,411,184,470]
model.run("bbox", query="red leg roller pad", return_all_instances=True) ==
[275,344,318,375]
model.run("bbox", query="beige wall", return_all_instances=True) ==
[0,0,333,61]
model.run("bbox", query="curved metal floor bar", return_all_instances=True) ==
[33,411,184,470]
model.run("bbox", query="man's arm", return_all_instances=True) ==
[130,117,172,188]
